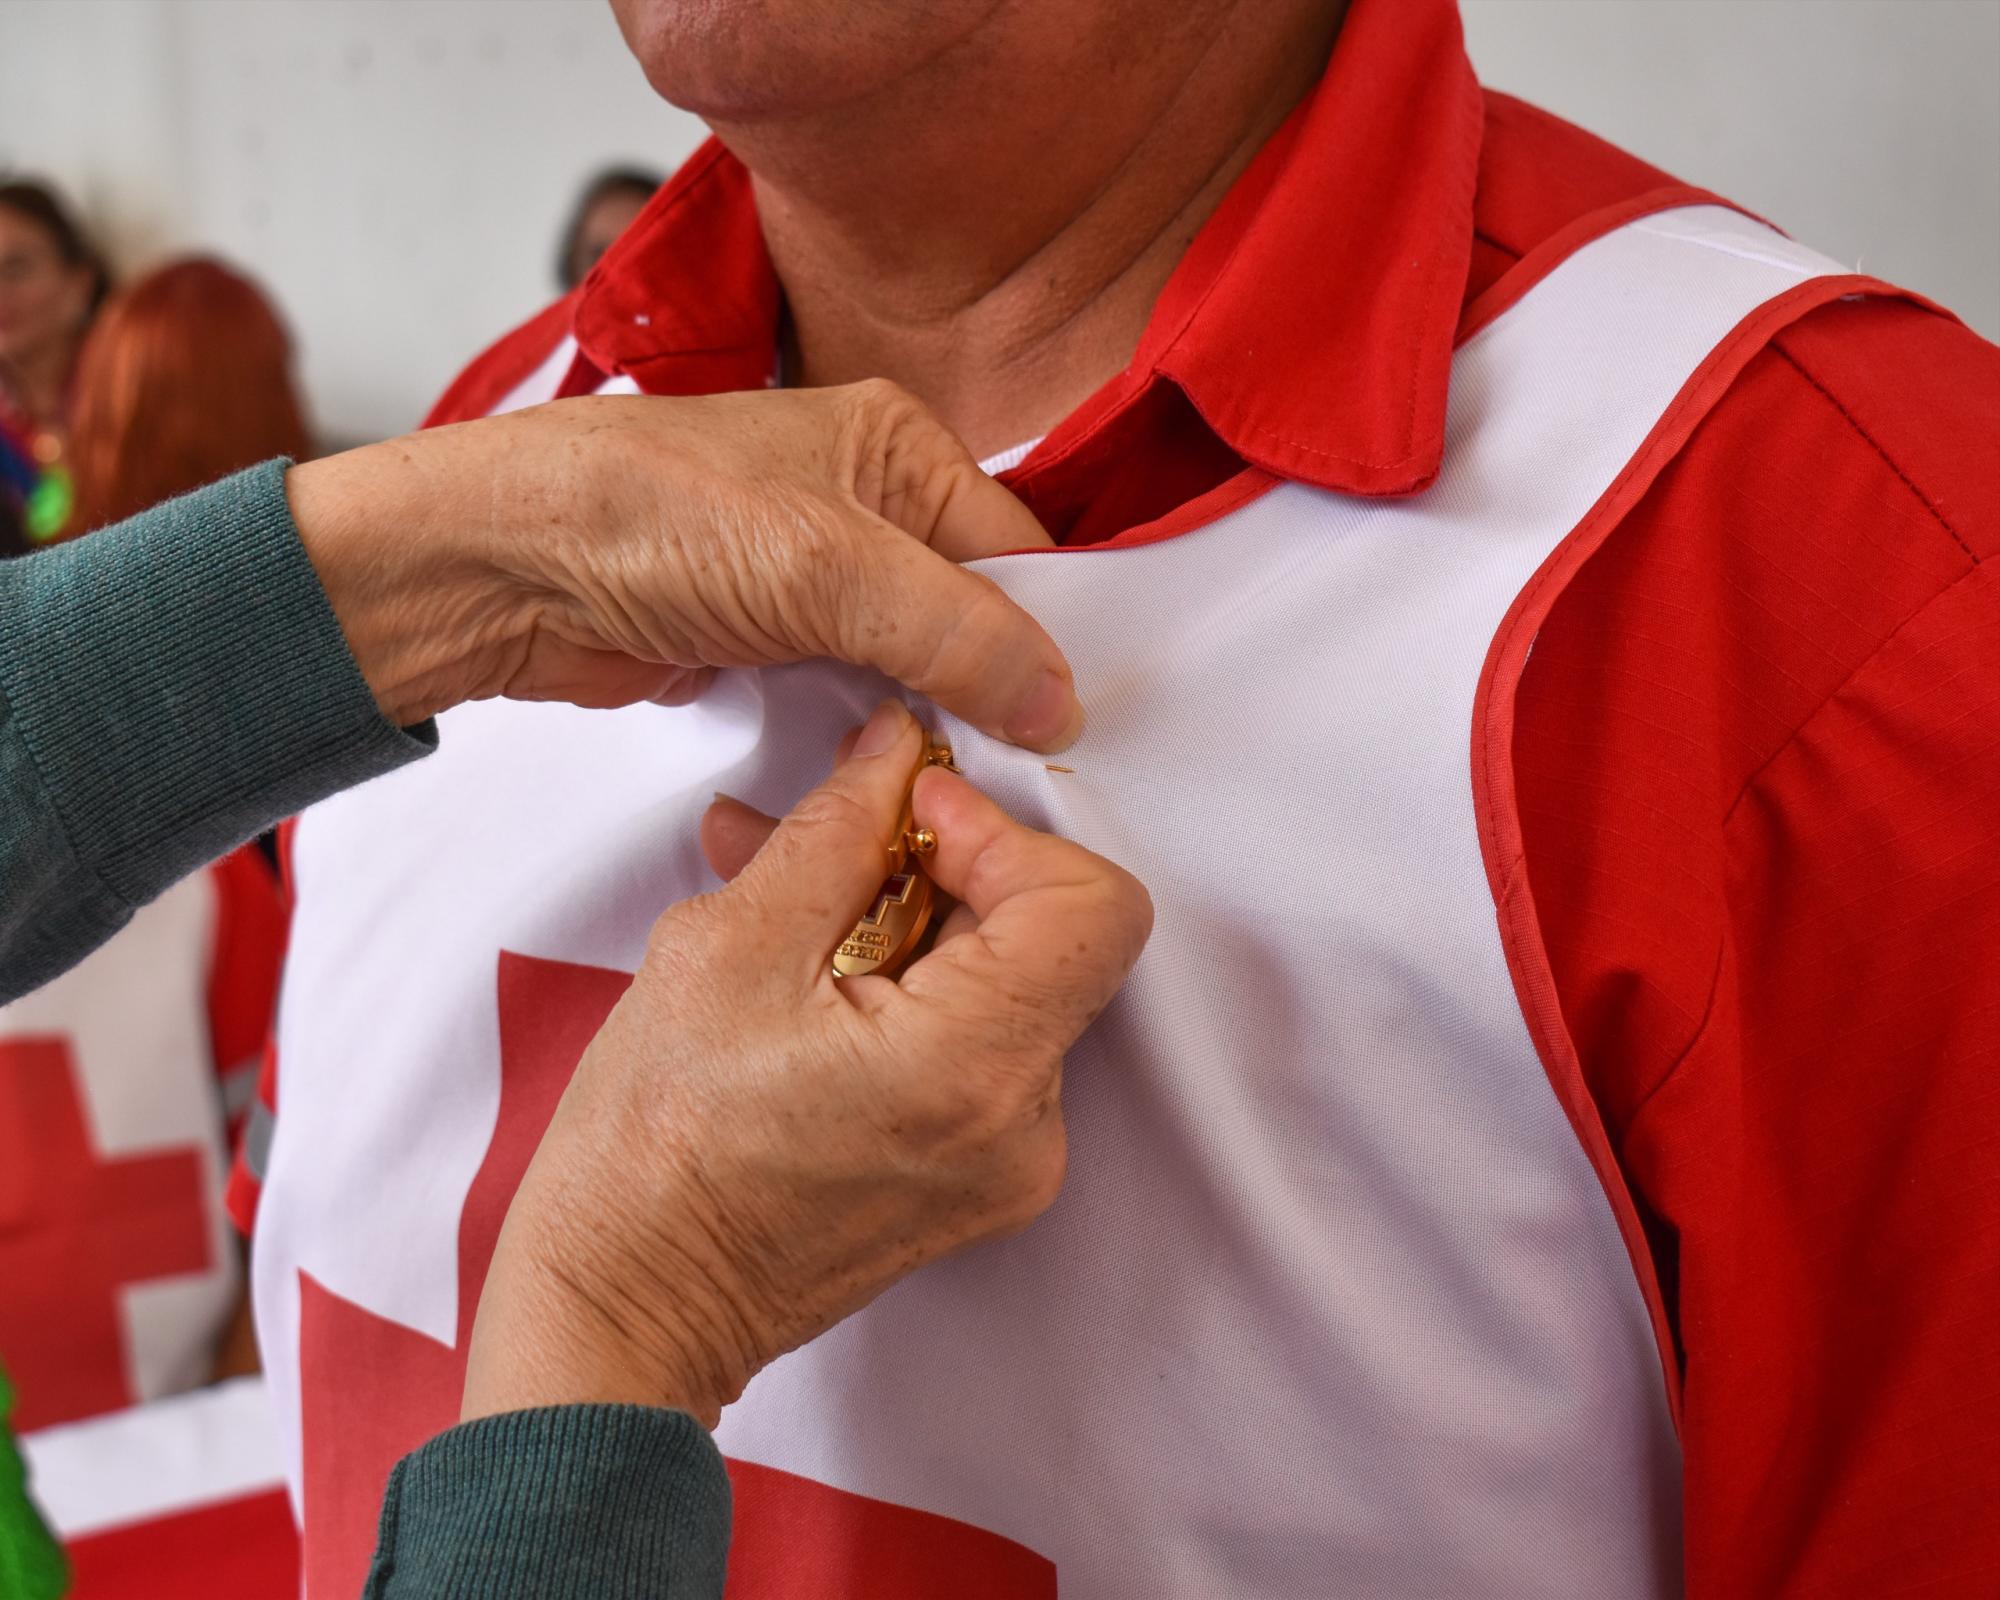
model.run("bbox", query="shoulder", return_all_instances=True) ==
[1629,292,1997,667]
[1759,294,2000,563]
[1468,90,1692,297]
[421,292,582,429]
[1528,290,1995,819]
[1471,84,2000,575]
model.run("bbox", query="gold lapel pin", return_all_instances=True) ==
[832,735,959,980]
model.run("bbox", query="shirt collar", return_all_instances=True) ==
[574,0,1481,498]
[573,140,779,397]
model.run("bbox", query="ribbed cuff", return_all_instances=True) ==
[366,1406,731,1600]
[0,459,431,911]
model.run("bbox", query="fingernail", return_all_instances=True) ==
[853,699,910,759]
[1004,670,1084,750]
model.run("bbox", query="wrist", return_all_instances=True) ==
[462,1159,761,1430]
[284,432,536,726]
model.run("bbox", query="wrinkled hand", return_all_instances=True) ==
[460,699,1152,1426]
[286,380,1081,748]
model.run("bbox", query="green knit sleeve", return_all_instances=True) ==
[364,1407,732,1599]
[0,1365,68,1600]
[0,459,432,1001]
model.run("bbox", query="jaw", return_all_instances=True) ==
[609,0,1008,125]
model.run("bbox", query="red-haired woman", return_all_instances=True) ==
[66,257,310,537]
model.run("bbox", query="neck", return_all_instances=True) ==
[716,0,1345,461]
[0,341,73,430]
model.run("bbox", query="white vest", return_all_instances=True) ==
[256,207,1846,1597]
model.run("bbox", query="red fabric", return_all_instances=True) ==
[204,845,285,1141]
[429,0,1487,512]
[419,293,579,431]
[355,0,2000,1590]
[62,1486,299,1599]
[296,951,617,1597]
[1473,270,1920,1426]
[221,1035,274,1235]
[225,823,295,1235]
[725,1458,1055,1598]
[1507,295,2000,1596]
[0,1038,209,1430]
[296,952,1052,1598]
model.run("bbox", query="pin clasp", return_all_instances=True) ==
[831,731,956,979]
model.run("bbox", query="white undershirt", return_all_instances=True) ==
[978,438,1042,475]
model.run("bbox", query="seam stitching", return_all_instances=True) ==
[1774,345,1980,567]
[1719,562,1990,832]
[1621,934,1728,1134]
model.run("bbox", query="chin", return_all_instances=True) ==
[609,0,1003,121]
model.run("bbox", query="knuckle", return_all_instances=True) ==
[1107,865,1155,942]
[1023,1131,1068,1216]
[835,377,923,462]
[788,779,880,846]
[845,375,921,422]
[835,380,963,530]
[994,1128,1068,1235]
[850,374,907,405]
[642,896,726,983]
[1069,860,1155,957]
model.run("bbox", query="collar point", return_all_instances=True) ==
[1249,439,1445,500]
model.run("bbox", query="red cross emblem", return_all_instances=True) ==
[297,952,1054,1598]
[863,872,917,925]
[0,1037,210,1431]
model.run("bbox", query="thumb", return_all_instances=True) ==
[722,699,928,982]
[841,530,1084,752]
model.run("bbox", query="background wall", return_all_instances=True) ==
[1,0,1995,445]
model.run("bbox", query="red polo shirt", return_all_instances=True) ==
[404,0,1998,1591]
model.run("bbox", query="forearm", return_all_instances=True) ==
[0,460,429,1001]
[0,386,1087,1003]
[285,422,550,727]
[364,1406,731,1600]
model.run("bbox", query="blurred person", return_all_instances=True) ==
[0,257,312,1436]
[0,180,107,555]
[556,166,662,292]
[65,257,310,537]
[0,256,308,1598]
[239,0,2000,1596]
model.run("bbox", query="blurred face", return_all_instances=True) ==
[608,0,1006,120]
[568,187,652,287]
[0,206,91,372]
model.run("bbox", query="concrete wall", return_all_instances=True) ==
[2,0,1994,443]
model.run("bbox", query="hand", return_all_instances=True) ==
[460,699,1152,1426]
[284,380,1082,749]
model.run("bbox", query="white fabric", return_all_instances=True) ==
[485,334,578,417]
[21,1376,284,1538]
[978,436,1042,475]
[0,873,239,1407]
[257,206,1844,1596]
